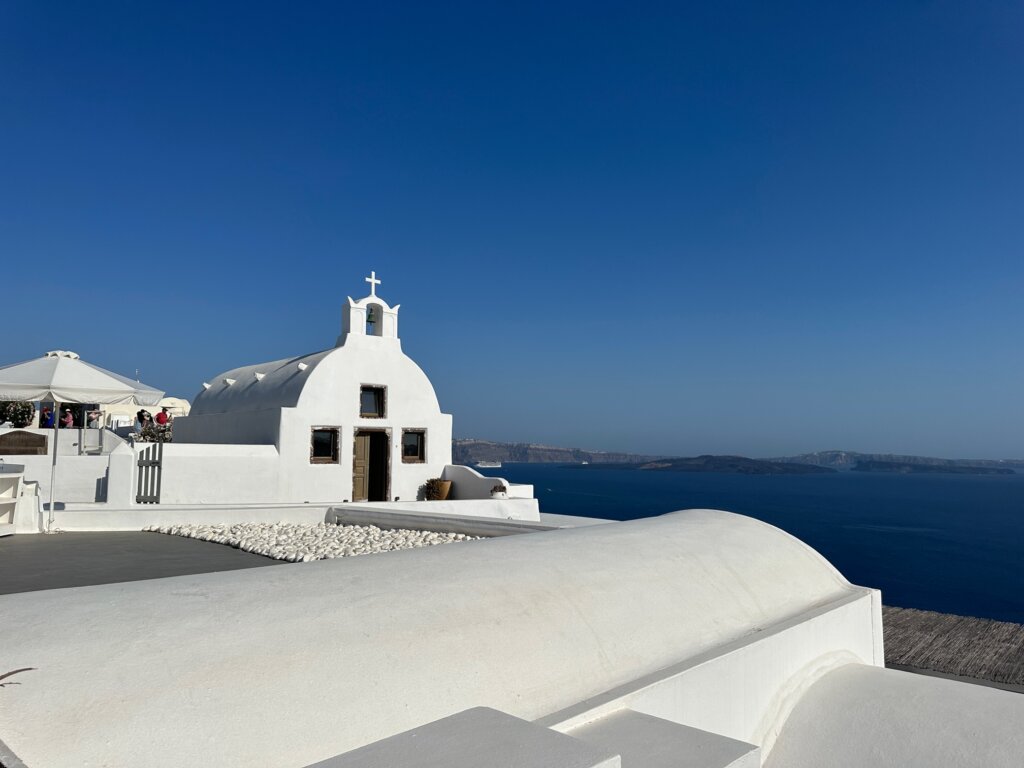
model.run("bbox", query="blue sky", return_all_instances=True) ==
[2,2,1022,458]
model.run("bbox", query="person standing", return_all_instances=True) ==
[60,409,74,428]
[40,407,55,428]
[155,407,171,426]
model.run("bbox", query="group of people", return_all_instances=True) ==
[39,406,85,429]
[134,407,172,433]
[36,405,172,430]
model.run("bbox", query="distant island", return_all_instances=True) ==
[851,460,1015,475]
[772,450,1022,475]
[575,455,836,475]
[455,440,1021,475]
[453,439,659,465]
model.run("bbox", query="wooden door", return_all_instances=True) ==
[352,432,370,501]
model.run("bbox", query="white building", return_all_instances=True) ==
[0,272,537,533]
[173,272,454,504]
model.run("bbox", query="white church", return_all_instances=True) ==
[170,271,519,508]
[0,274,1022,768]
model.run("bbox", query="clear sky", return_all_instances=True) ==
[2,2,1022,458]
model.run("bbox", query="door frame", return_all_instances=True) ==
[353,427,391,502]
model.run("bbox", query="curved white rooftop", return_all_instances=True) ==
[188,271,424,417]
[188,338,442,417]
[766,663,1024,767]
[0,510,862,768]
[188,347,334,415]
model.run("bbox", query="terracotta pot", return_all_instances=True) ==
[436,480,452,500]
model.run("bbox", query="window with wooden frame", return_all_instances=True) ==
[360,386,386,418]
[310,427,340,464]
[402,430,426,463]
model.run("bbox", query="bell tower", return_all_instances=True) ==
[337,271,401,346]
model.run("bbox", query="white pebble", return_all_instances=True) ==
[145,522,482,563]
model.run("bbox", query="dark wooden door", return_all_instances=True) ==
[352,432,370,501]
[367,431,389,502]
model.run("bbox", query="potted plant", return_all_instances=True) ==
[490,483,508,500]
[423,477,452,501]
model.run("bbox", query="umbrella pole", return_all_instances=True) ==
[46,416,58,533]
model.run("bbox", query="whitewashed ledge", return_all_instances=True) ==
[143,522,480,562]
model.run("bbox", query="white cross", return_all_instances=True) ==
[365,271,381,297]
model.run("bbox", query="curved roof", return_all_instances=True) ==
[188,347,334,415]
[766,664,1024,767]
[0,510,860,767]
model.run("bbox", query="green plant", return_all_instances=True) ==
[0,402,11,424]
[5,401,34,428]
[491,483,507,495]
[423,477,447,501]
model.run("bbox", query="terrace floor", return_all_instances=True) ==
[0,531,282,595]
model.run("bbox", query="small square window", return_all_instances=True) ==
[402,430,425,463]
[360,386,385,418]
[311,428,339,464]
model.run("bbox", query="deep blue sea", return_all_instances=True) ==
[479,464,1024,624]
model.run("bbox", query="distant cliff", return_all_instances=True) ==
[772,450,1023,473]
[455,441,1022,473]
[453,439,657,465]
[852,460,1015,475]
[583,455,836,475]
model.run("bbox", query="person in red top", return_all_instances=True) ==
[155,407,171,426]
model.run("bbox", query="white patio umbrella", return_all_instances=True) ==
[0,350,165,529]
[0,350,164,405]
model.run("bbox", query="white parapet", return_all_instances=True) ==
[0,509,880,768]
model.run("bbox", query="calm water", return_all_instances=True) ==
[481,464,1024,624]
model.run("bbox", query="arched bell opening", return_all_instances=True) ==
[365,302,385,337]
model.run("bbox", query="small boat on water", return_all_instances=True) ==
[476,461,502,469]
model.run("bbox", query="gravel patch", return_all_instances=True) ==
[144,522,481,563]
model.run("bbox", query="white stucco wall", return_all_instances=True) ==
[277,334,452,503]
[156,444,282,504]
[441,464,534,500]
[0,426,123,455]
[0,427,133,507]
[0,510,871,768]
[164,333,454,505]
[341,498,541,522]
[9,453,109,503]
[548,589,881,760]
[172,408,281,445]
[0,468,20,530]
[51,503,333,531]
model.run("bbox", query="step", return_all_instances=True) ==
[308,707,620,768]
[567,709,759,768]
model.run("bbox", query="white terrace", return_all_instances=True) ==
[3,510,1023,768]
